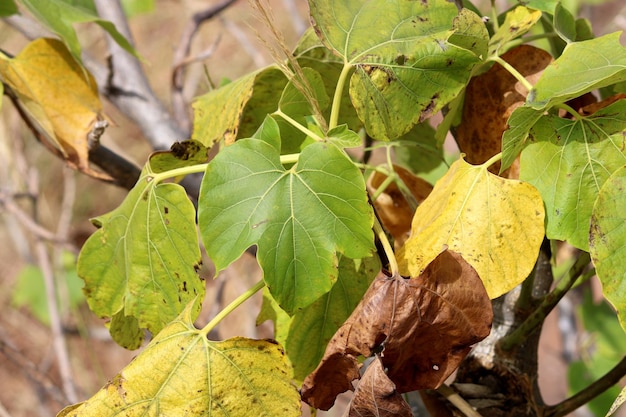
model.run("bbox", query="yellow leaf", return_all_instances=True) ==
[397,157,545,298]
[57,303,300,417]
[0,38,106,177]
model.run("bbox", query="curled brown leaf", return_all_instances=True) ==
[301,250,493,410]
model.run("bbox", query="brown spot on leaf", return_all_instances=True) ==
[419,93,439,122]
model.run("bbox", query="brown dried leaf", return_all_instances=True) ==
[346,357,412,417]
[301,250,493,410]
[367,165,433,247]
[456,45,553,177]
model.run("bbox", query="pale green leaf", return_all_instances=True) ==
[57,304,300,417]
[501,106,544,171]
[286,255,380,382]
[192,66,288,146]
[449,8,490,59]
[528,33,626,109]
[520,100,626,250]
[488,6,542,56]
[590,165,626,332]
[309,0,481,140]
[77,168,204,348]
[198,137,375,314]
[398,156,545,299]
[17,0,139,64]
[521,0,558,13]
[326,124,362,148]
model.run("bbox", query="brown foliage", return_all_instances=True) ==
[301,250,493,410]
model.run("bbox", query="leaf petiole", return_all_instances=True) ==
[273,109,325,142]
[482,152,502,170]
[329,63,352,130]
[555,103,583,121]
[488,56,533,92]
[373,217,399,275]
[200,280,266,337]
[150,163,209,183]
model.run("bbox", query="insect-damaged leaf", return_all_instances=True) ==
[520,99,626,251]
[301,250,493,410]
[78,168,204,349]
[198,137,374,314]
[590,166,626,332]
[0,38,108,179]
[57,304,300,417]
[346,357,413,417]
[309,0,482,140]
[397,157,545,299]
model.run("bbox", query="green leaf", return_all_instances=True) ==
[294,28,362,133]
[501,106,544,171]
[77,168,204,348]
[192,66,288,146]
[326,124,362,148]
[0,0,17,16]
[57,304,300,417]
[488,6,542,56]
[198,137,375,314]
[121,0,154,17]
[450,8,490,59]
[554,2,577,44]
[309,0,481,140]
[393,122,445,176]
[398,156,545,299]
[520,0,558,13]
[286,255,380,382]
[17,0,139,64]
[520,99,626,250]
[590,165,626,332]
[528,33,626,109]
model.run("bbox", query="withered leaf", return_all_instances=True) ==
[347,357,412,417]
[367,164,433,247]
[301,250,493,410]
[456,45,553,177]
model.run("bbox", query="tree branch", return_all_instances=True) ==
[171,0,239,133]
[92,0,187,149]
[543,356,626,417]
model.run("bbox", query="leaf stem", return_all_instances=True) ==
[373,216,399,275]
[543,356,626,417]
[490,0,499,32]
[555,103,583,121]
[482,152,502,170]
[273,109,325,142]
[437,384,484,417]
[280,153,300,165]
[499,251,591,351]
[329,63,352,130]
[151,163,209,183]
[488,56,533,92]
[200,280,266,337]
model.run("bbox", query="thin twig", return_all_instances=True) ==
[171,0,238,132]
[0,191,63,243]
[543,356,626,417]
[437,384,483,417]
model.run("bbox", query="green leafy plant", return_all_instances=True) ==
[2,0,626,415]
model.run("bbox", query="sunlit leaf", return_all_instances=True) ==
[0,38,107,178]
[606,386,626,417]
[78,168,204,348]
[17,0,139,63]
[302,250,493,410]
[449,8,489,59]
[590,166,626,332]
[57,304,300,417]
[528,33,626,109]
[148,140,209,174]
[286,255,380,382]
[501,106,544,172]
[198,136,374,314]
[192,66,288,146]
[521,99,626,250]
[326,124,362,148]
[398,156,545,299]
[488,6,542,56]
[309,0,482,140]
